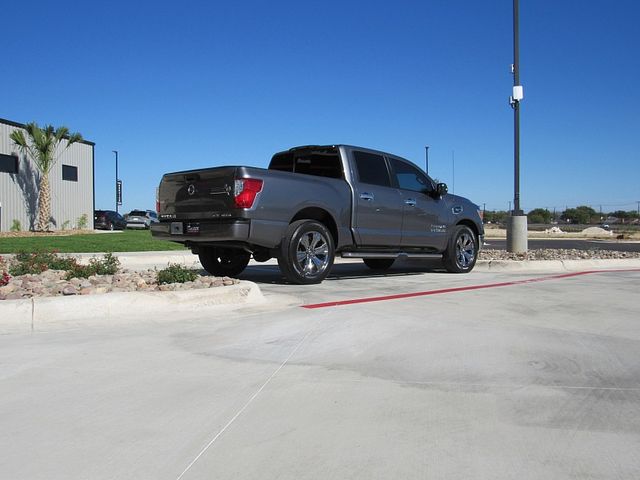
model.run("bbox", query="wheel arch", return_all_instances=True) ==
[290,207,339,247]
[456,219,480,240]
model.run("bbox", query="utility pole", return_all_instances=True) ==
[506,0,528,253]
[451,150,455,194]
[113,150,121,213]
[425,146,429,176]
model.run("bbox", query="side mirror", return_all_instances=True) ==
[436,183,448,196]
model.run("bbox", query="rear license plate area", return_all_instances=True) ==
[186,222,200,234]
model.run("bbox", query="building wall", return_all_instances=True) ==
[0,119,95,232]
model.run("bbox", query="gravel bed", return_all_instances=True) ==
[479,248,640,261]
[0,269,239,301]
[2,248,639,301]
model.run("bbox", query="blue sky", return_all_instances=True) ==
[2,0,639,214]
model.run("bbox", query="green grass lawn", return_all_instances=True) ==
[0,230,187,254]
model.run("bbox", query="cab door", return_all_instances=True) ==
[350,151,403,246]
[388,157,450,250]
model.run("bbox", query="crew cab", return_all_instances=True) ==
[151,145,484,284]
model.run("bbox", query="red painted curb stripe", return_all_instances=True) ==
[302,268,640,309]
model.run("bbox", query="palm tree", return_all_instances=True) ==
[10,122,83,231]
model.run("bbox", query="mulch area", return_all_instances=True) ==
[0,230,97,238]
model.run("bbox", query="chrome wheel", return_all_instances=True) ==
[455,231,476,268]
[443,225,477,273]
[294,230,330,278]
[278,220,335,284]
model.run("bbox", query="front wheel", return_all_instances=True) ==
[442,225,478,273]
[277,220,335,284]
[199,247,251,277]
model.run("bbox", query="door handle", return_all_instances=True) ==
[405,198,417,207]
[360,192,374,201]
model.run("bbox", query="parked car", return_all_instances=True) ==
[94,210,127,231]
[125,210,159,229]
[152,145,484,284]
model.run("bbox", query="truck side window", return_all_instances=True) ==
[353,151,391,187]
[390,158,433,193]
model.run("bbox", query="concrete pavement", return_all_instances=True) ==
[2,251,640,334]
[1,267,639,479]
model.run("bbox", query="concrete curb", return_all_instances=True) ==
[2,254,640,335]
[475,258,640,273]
[0,281,263,335]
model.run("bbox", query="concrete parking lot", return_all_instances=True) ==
[1,262,639,479]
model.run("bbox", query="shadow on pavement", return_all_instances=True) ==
[229,259,446,285]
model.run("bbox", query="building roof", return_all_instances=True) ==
[0,117,95,146]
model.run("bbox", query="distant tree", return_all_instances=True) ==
[610,210,629,223]
[484,210,509,224]
[527,208,552,224]
[561,205,597,224]
[10,123,83,231]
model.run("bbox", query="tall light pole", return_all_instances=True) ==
[451,150,455,194]
[425,146,430,176]
[512,0,522,216]
[506,0,528,253]
[113,150,120,213]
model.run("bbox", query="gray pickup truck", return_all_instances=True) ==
[151,145,484,284]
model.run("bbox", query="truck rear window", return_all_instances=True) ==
[269,149,343,179]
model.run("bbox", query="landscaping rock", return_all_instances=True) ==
[62,286,79,296]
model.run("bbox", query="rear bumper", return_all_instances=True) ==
[151,220,251,243]
[126,222,149,229]
[151,218,286,249]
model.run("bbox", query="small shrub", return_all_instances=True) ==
[76,214,88,230]
[10,219,22,232]
[65,253,120,280]
[0,255,13,286]
[7,250,120,279]
[10,250,78,276]
[156,263,199,284]
[0,256,10,286]
[61,220,71,230]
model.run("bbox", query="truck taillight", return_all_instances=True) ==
[234,178,263,208]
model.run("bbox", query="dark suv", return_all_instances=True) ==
[94,210,127,230]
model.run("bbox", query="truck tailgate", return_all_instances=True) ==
[159,167,240,218]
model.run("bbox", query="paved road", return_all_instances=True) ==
[1,266,640,479]
[485,238,640,252]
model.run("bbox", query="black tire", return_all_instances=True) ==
[199,247,251,277]
[442,225,478,273]
[363,258,395,270]
[277,220,335,284]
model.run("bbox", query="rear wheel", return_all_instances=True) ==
[199,247,251,277]
[443,225,477,273]
[363,258,395,270]
[278,220,335,284]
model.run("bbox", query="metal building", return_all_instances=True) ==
[0,118,95,232]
